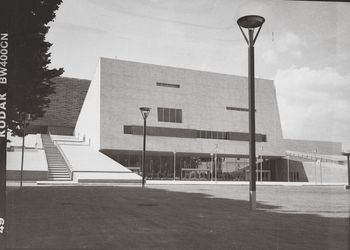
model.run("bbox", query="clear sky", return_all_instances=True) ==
[47,0,350,150]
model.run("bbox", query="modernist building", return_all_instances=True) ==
[74,58,288,180]
[18,58,345,183]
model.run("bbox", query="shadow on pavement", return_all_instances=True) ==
[4,186,350,250]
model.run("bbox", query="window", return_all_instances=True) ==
[170,109,176,122]
[219,132,227,140]
[206,131,212,139]
[164,108,170,121]
[226,106,256,112]
[156,82,180,88]
[157,107,163,121]
[176,109,182,123]
[157,108,182,123]
[124,125,266,141]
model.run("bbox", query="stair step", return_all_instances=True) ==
[48,177,71,179]
[48,177,71,180]
[48,174,70,177]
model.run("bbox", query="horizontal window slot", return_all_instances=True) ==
[124,125,266,142]
[226,106,256,112]
[156,82,180,88]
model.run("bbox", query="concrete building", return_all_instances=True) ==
[73,58,291,181]
[8,58,347,184]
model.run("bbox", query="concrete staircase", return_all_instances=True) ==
[41,134,72,181]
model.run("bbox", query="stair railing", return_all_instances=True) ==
[286,150,345,165]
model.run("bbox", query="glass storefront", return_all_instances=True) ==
[104,151,275,181]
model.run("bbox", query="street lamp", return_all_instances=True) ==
[260,146,263,183]
[139,107,151,187]
[20,113,31,188]
[237,15,265,210]
[313,149,317,184]
[342,151,350,190]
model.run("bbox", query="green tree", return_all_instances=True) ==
[7,0,64,135]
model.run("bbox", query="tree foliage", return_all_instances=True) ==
[7,0,63,135]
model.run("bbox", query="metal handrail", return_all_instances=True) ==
[285,150,345,165]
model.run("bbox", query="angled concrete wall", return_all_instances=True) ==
[284,139,342,155]
[29,77,90,135]
[75,60,101,150]
[276,158,347,183]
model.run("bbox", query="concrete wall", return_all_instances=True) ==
[302,161,347,184]
[276,158,347,183]
[75,60,101,150]
[6,149,48,181]
[30,77,90,135]
[284,139,342,155]
[8,134,43,149]
[99,58,285,157]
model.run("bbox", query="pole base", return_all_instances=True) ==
[249,191,256,210]
[344,185,350,190]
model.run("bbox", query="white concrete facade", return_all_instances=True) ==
[75,58,285,158]
[75,60,101,150]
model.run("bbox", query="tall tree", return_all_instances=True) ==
[7,0,64,135]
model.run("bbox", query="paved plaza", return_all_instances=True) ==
[4,184,350,249]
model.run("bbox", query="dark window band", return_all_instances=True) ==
[156,82,180,88]
[226,106,256,112]
[124,125,267,142]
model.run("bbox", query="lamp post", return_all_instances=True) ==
[210,153,213,181]
[20,113,31,188]
[173,152,176,181]
[342,152,350,190]
[260,146,263,182]
[287,155,290,182]
[237,15,265,210]
[313,149,317,184]
[139,107,151,188]
[215,144,218,183]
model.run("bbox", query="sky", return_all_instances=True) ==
[47,0,350,150]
